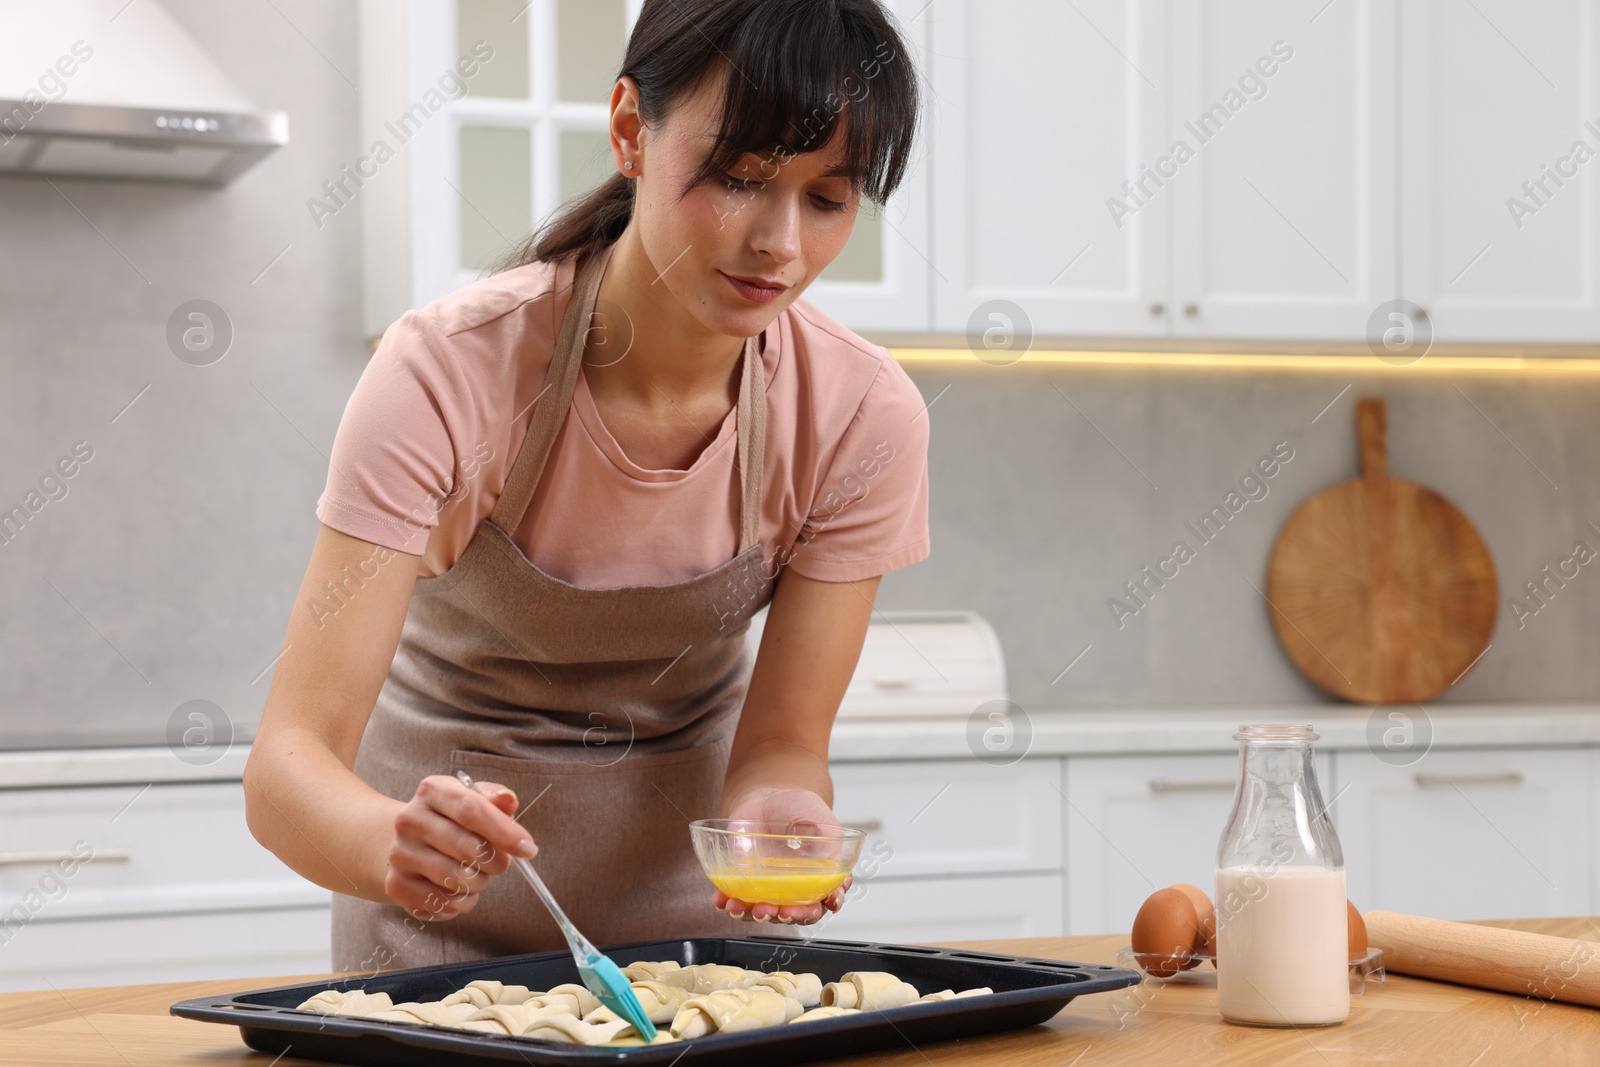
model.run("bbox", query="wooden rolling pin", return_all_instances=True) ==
[1366,910,1600,1008]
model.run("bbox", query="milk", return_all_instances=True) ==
[1215,865,1349,1026]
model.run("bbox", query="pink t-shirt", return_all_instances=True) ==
[315,253,931,587]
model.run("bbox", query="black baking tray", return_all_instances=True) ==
[171,935,1139,1067]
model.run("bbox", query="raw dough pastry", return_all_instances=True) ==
[458,1002,596,1037]
[295,989,394,1016]
[291,959,990,1044]
[670,987,800,1038]
[658,963,755,994]
[753,970,823,1007]
[621,960,682,982]
[584,979,697,1025]
[821,971,919,1011]
[790,1005,863,1023]
[915,986,994,1003]
[440,979,534,1007]
[369,1001,480,1026]
[520,1012,635,1045]
[543,983,601,1016]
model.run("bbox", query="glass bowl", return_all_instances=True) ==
[689,819,867,905]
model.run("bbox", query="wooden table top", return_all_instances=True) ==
[3,918,1596,1066]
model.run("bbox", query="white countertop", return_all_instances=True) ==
[828,703,1600,761]
[3,703,1598,787]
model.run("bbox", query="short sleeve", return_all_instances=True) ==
[314,310,471,556]
[784,351,931,582]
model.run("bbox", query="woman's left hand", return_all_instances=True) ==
[713,788,853,926]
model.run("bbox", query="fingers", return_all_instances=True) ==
[713,894,827,925]
[424,774,536,860]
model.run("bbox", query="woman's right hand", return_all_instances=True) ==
[384,774,538,921]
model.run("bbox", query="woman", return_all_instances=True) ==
[244,0,927,972]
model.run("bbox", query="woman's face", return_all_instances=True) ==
[615,69,864,339]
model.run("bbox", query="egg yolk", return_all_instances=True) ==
[707,857,850,905]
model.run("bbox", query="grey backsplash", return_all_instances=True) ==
[0,1,1594,750]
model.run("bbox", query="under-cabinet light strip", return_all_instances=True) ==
[888,348,1600,373]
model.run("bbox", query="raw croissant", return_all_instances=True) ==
[658,963,755,994]
[295,989,394,1016]
[821,971,919,1011]
[541,984,601,1016]
[670,987,799,1038]
[584,979,697,1025]
[291,959,990,1044]
[520,1013,635,1045]
[753,970,823,1007]
[439,979,534,1007]
[459,1002,602,1037]
[369,1001,480,1026]
[915,986,994,1003]
[790,1005,863,1023]
[621,960,682,982]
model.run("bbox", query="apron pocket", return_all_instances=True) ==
[442,738,741,959]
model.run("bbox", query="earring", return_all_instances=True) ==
[623,161,635,171]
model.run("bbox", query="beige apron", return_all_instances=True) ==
[330,240,777,972]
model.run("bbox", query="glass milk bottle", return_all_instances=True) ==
[1215,724,1348,1027]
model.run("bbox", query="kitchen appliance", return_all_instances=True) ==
[171,935,1139,1067]
[1266,398,1497,704]
[0,0,287,184]
[1365,911,1600,1009]
[745,609,1007,718]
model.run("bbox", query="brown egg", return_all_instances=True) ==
[1348,900,1368,960]
[1131,887,1202,977]
[1170,883,1216,965]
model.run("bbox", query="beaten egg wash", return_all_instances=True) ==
[707,857,850,905]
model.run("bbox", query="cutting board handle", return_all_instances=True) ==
[1357,397,1387,479]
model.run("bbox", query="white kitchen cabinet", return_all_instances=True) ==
[820,758,1064,943]
[0,781,330,992]
[1335,748,1593,920]
[829,759,1062,878]
[1398,0,1600,343]
[1062,752,1342,937]
[0,907,330,993]
[1167,0,1397,339]
[810,873,1064,944]
[928,0,1171,338]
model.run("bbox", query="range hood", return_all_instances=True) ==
[0,0,287,185]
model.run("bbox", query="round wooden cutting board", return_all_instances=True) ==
[1266,398,1498,704]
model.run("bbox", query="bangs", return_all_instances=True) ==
[680,0,917,204]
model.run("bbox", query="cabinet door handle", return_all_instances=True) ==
[1183,303,1200,317]
[1414,772,1523,789]
[1148,779,1234,794]
[0,847,132,866]
[839,819,884,832]
[1148,302,1166,317]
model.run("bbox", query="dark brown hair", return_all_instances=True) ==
[490,0,921,273]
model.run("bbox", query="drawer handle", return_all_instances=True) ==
[1414,772,1524,789]
[0,847,131,866]
[839,819,883,832]
[1148,779,1235,794]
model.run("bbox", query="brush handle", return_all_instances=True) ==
[453,770,598,962]
[1365,910,1600,1008]
[511,854,599,960]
